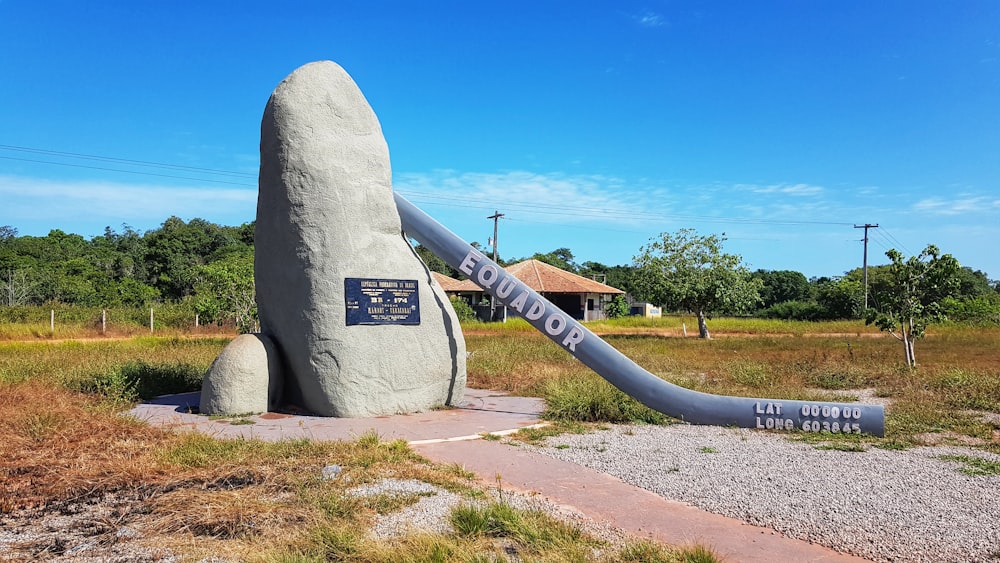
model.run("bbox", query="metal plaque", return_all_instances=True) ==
[345,278,420,325]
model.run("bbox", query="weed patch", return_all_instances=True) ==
[939,454,1000,476]
[543,374,666,424]
[814,442,868,452]
[725,360,774,387]
[451,501,587,551]
[930,368,1000,411]
[510,420,595,445]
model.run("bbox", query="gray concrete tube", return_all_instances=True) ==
[395,193,885,437]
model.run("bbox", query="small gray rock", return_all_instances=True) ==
[321,465,342,480]
[200,333,283,415]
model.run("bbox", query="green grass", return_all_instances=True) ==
[0,304,236,340]
[725,360,774,388]
[584,315,881,336]
[451,501,590,551]
[939,454,1000,476]
[930,368,1000,411]
[512,420,596,445]
[543,373,667,424]
[0,338,227,406]
[813,442,868,452]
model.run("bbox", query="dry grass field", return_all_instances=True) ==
[1,315,997,560]
[467,317,1000,449]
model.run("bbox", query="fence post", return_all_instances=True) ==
[50,309,54,332]
[150,307,154,333]
[195,313,199,328]
[102,309,106,334]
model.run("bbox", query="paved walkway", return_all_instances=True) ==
[131,390,869,563]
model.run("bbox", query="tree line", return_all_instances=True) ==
[0,220,256,331]
[421,233,997,325]
[3,219,998,342]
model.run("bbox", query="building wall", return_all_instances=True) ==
[630,302,662,319]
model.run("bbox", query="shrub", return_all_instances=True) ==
[449,297,477,322]
[543,374,665,424]
[756,300,828,321]
[74,360,204,404]
[941,295,1000,325]
[605,294,630,319]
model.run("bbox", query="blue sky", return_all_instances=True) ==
[1,1,998,279]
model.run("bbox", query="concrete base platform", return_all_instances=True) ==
[129,389,869,562]
[129,388,546,442]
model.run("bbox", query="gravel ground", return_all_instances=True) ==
[0,479,626,562]
[528,423,1000,563]
[0,492,176,562]
[347,478,627,547]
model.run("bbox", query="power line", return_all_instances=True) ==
[0,156,256,187]
[876,228,911,255]
[0,144,256,178]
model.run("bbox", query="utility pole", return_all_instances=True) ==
[854,224,878,310]
[487,210,505,321]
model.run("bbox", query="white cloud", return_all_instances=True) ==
[0,175,256,233]
[395,170,666,226]
[394,171,852,234]
[741,183,824,197]
[912,195,1000,215]
[635,11,665,28]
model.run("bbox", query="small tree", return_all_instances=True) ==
[193,253,257,333]
[449,297,477,322]
[864,245,960,368]
[632,229,762,339]
[605,294,630,319]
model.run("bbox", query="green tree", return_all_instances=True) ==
[448,296,477,322]
[579,262,636,293]
[144,217,250,300]
[604,294,630,319]
[193,252,257,333]
[115,278,161,308]
[864,245,960,368]
[532,248,578,272]
[953,267,994,300]
[632,229,762,339]
[412,243,459,278]
[812,277,863,319]
[751,269,811,309]
[97,225,150,281]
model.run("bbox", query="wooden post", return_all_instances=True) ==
[50,309,54,332]
[682,323,687,337]
[150,307,154,333]
[101,309,106,334]
[195,313,199,328]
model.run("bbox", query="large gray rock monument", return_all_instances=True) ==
[201,61,466,417]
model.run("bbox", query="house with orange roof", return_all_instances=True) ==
[432,260,625,322]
